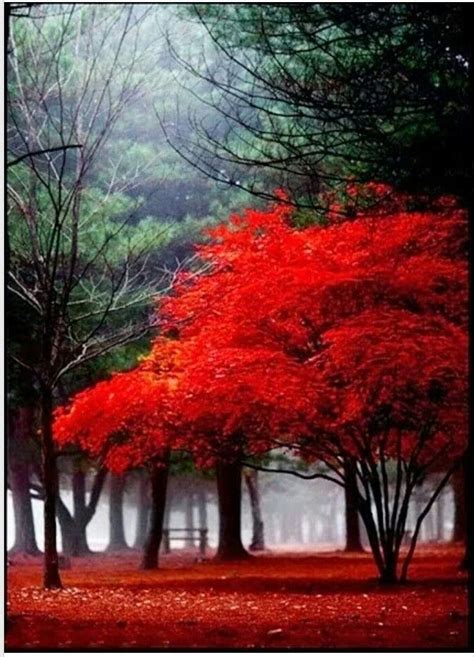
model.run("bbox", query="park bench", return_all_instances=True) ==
[162,528,208,555]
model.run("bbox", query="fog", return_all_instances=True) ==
[7,473,455,554]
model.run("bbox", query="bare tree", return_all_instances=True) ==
[6,4,178,588]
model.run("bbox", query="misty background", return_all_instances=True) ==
[7,4,468,562]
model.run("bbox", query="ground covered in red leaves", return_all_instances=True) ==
[6,544,468,650]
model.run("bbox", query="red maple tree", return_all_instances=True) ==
[153,186,467,579]
[54,185,467,579]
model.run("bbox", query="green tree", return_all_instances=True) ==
[6,4,178,588]
[165,4,470,211]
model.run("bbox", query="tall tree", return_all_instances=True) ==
[54,186,467,582]
[155,188,467,582]
[164,4,470,211]
[6,4,178,587]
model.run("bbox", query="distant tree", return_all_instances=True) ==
[55,457,107,557]
[7,404,41,556]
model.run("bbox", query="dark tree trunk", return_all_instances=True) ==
[41,388,62,588]
[107,473,128,551]
[69,469,91,555]
[344,460,364,552]
[459,450,472,571]
[164,492,171,529]
[215,460,248,560]
[9,462,40,555]
[185,492,195,546]
[142,457,170,570]
[452,465,466,542]
[56,497,76,556]
[57,466,106,557]
[134,470,150,549]
[244,470,265,551]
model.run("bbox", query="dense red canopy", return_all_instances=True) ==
[54,185,468,474]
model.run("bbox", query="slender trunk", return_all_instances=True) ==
[107,473,128,551]
[134,471,150,548]
[281,509,291,544]
[164,492,171,529]
[344,460,364,552]
[459,450,471,571]
[9,462,40,555]
[71,468,91,555]
[185,492,195,546]
[309,515,319,544]
[328,499,338,543]
[292,512,304,544]
[244,469,265,551]
[452,465,466,542]
[56,497,76,556]
[197,488,208,530]
[41,388,62,588]
[142,457,170,570]
[215,460,248,560]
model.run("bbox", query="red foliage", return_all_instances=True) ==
[316,308,468,464]
[54,185,467,479]
[152,189,467,470]
[54,369,171,472]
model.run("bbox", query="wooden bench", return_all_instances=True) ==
[162,528,208,555]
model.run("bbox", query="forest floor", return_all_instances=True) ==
[6,544,468,650]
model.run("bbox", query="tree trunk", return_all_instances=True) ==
[41,388,62,588]
[56,497,76,556]
[164,492,171,529]
[134,470,150,548]
[281,509,292,544]
[452,465,466,542]
[459,450,471,571]
[70,469,91,555]
[344,460,364,552]
[185,492,195,546]
[57,466,106,556]
[244,469,265,551]
[142,457,170,570]
[215,460,248,560]
[107,473,128,551]
[9,462,40,555]
[197,488,208,530]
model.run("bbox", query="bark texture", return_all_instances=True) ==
[215,460,248,560]
[107,473,129,551]
[142,457,170,570]
[244,469,265,551]
[344,460,364,552]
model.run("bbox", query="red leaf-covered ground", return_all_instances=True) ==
[6,544,468,650]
